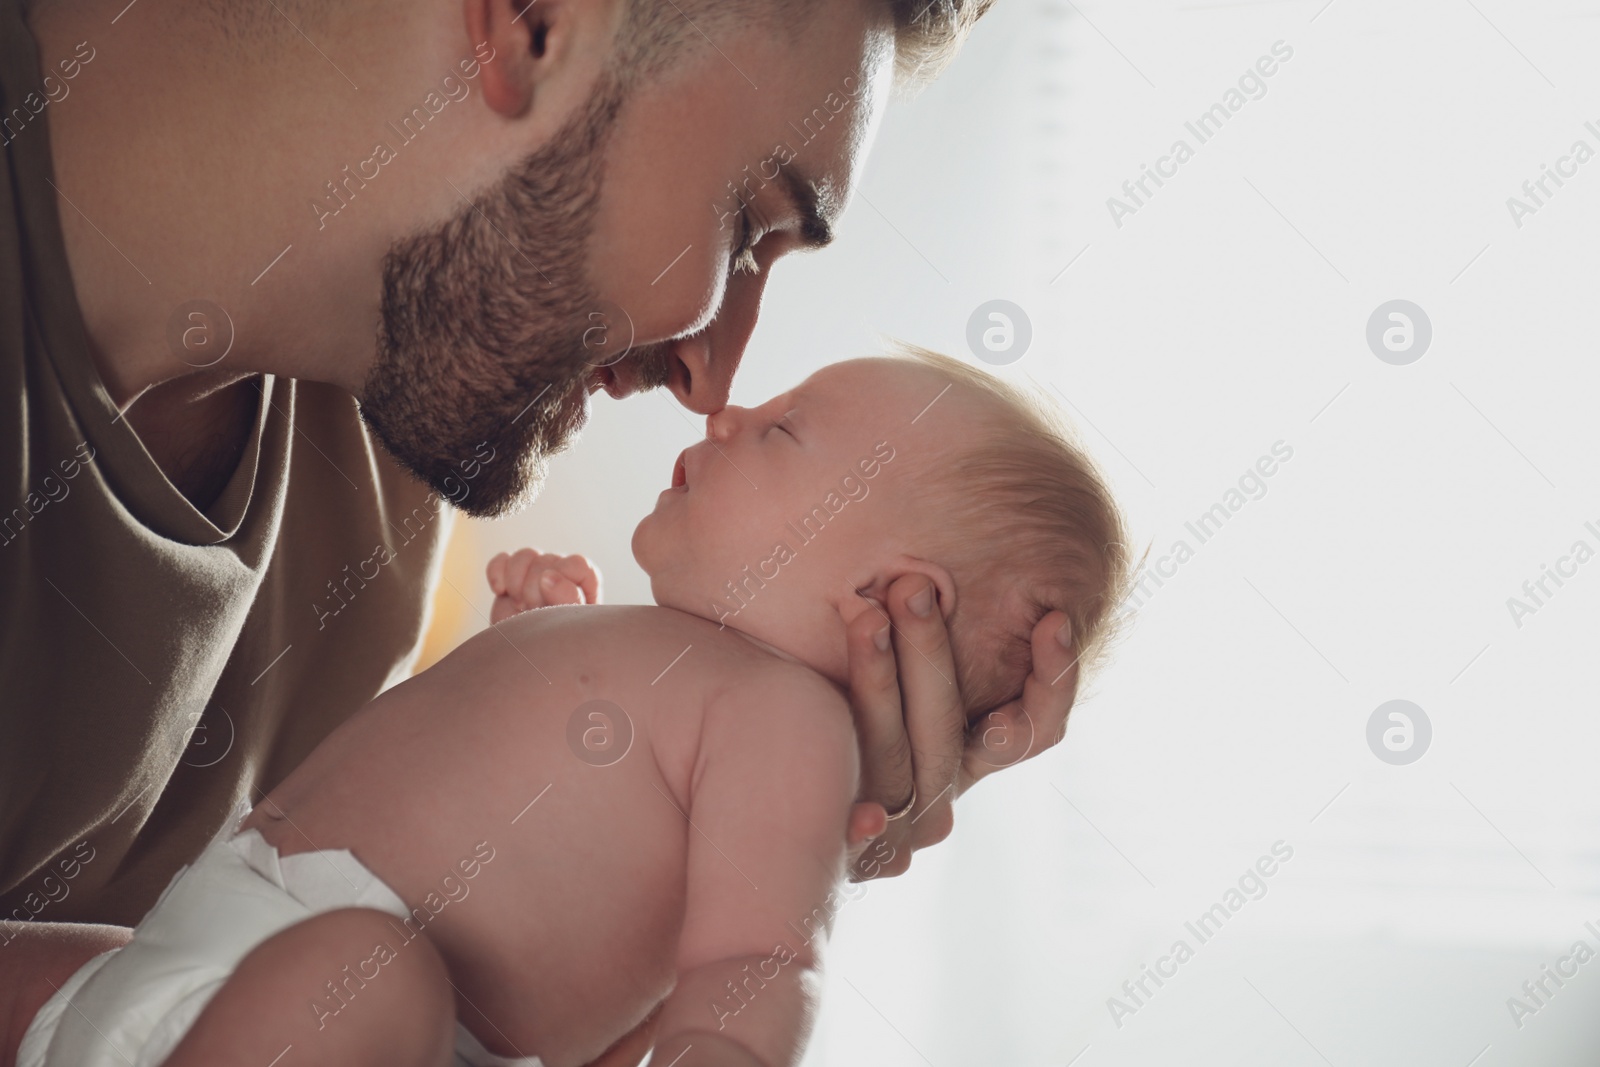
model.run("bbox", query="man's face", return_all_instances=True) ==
[359,2,895,518]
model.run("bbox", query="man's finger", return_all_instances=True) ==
[581,1004,661,1067]
[962,611,1079,789]
[855,802,888,845]
[842,598,915,813]
[885,574,966,851]
[845,802,887,879]
[847,802,887,849]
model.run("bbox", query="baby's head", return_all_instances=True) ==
[632,347,1132,717]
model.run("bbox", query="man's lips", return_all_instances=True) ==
[588,365,629,400]
[589,356,659,401]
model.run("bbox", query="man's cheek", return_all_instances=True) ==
[587,141,725,341]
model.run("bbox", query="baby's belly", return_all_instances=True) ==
[243,608,713,1065]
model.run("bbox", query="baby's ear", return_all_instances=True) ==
[882,556,957,621]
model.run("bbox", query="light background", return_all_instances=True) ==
[435,1,1600,1063]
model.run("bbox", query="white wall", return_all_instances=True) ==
[464,1,1600,1062]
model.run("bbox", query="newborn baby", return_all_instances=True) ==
[11,349,1130,1067]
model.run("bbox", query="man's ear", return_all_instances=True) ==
[464,0,570,118]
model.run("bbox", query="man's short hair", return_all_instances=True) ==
[879,0,997,84]
[618,0,996,90]
[205,0,994,90]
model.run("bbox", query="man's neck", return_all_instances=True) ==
[23,1,486,408]
[123,373,261,511]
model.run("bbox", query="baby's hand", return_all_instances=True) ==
[486,549,601,623]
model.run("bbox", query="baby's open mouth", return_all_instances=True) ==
[671,450,688,489]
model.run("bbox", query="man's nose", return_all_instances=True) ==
[704,405,750,444]
[665,268,768,415]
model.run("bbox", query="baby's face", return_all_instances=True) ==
[633,357,949,682]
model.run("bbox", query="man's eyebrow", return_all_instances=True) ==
[777,166,836,250]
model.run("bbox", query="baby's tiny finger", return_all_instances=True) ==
[518,566,545,608]
[504,549,542,597]
[486,552,510,595]
[558,554,602,604]
[540,570,583,606]
[490,594,518,626]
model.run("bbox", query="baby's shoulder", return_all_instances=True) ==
[573,606,840,703]
[727,655,846,709]
[691,656,859,820]
[478,603,845,723]
[701,653,853,749]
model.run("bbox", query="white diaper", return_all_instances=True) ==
[17,799,541,1067]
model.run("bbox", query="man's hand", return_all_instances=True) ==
[486,549,602,623]
[582,1005,660,1067]
[842,574,1082,879]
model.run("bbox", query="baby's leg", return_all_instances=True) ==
[162,908,455,1067]
[1,921,132,1067]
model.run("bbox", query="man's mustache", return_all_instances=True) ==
[614,341,674,394]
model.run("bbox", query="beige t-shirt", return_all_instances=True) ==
[0,2,450,927]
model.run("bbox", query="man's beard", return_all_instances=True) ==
[359,72,672,519]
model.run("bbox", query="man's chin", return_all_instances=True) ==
[365,370,592,520]
[462,354,670,515]
[443,458,547,519]
[442,438,558,519]
[452,379,593,518]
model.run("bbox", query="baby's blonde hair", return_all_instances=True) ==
[888,343,1134,718]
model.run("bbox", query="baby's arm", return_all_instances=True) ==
[647,669,861,1067]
